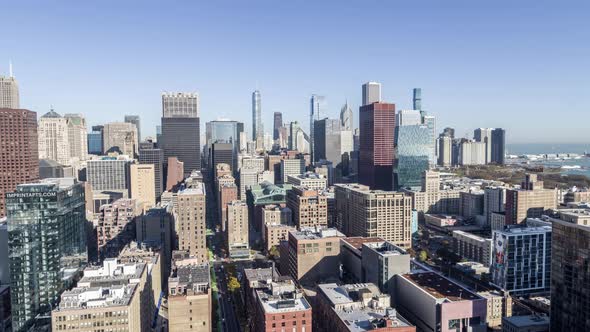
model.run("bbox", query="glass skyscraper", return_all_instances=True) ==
[394,124,431,190]
[87,129,103,155]
[205,120,244,171]
[6,178,87,331]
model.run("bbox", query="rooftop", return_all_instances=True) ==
[56,284,137,310]
[291,227,344,241]
[179,182,206,195]
[256,280,311,314]
[169,263,210,296]
[341,237,384,251]
[498,225,552,235]
[503,315,550,327]
[364,241,407,256]
[336,307,412,332]
[402,272,481,302]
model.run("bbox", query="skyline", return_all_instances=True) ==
[2,1,590,143]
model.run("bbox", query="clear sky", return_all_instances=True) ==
[2,1,589,143]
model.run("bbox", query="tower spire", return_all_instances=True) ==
[9,60,13,77]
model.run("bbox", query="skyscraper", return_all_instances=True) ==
[103,122,139,157]
[252,90,263,146]
[124,115,141,142]
[314,118,341,164]
[205,120,244,171]
[88,125,104,155]
[310,94,326,162]
[161,92,201,175]
[359,102,395,190]
[139,145,164,198]
[340,102,353,131]
[413,88,422,110]
[64,113,88,160]
[38,109,71,165]
[7,178,87,331]
[273,112,282,140]
[438,135,452,166]
[130,164,156,210]
[0,67,19,109]
[177,184,207,263]
[362,82,381,106]
[0,108,39,217]
[394,112,432,190]
[474,128,493,164]
[491,128,506,164]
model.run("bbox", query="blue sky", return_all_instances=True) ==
[2,1,589,143]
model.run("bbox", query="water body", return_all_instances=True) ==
[507,143,590,179]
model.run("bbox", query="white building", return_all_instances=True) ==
[38,109,71,165]
[459,140,486,165]
[0,70,19,108]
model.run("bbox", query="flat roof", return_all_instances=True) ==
[291,227,344,240]
[341,237,384,250]
[336,307,412,331]
[402,272,480,302]
[503,315,550,327]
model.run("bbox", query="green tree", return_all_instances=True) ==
[268,245,280,259]
[418,250,428,262]
[228,276,241,293]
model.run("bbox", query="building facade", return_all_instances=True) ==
[103,122,138,157]
[226,200,249,259]
[286,186,328,229]
[38,109,71,165]
[359,102,395,190]
[177,185,207,263]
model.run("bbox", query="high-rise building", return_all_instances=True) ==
[273,112,282,140]
[334,183,413,248]
[491,128,506,164]
[64,113,88,161]
[88,125,103,155]
[359,102,395,190]
[0,70,19,109]
[168,260,211,332]
[130,164,156,210]
[484,187,505,225]
[205,119,244,171]
[161,92,201,175]
[362,81,381,105]
[103,122,138,157]
[394,110,432,190]
[280,158,305,183]
[310,94,326,162]
[177,184,207,263]
[314,118,342,164]
[124,115,141,142]
[437,135,452,166]
[459,140,487,165]
[252,90,263,146]
[97,198,138,259]
[421,170,440,213]
[286,186,328,229]
[0,108,39,217]
[551,216,590,331]
[226,200,249,259]
[38,109,71,165]
[136,205,174,266]
[139,145,164,198]
[166,156,184,191]
[452,230,493,267]
[210,142,234,176]
[340,102,353,131]
[413,88,422,110]
[87,156,133,192]
[7,178,87,330]
[474,128,493,164]
[279,228,344,286]
[505,174,557,225]
[289,121,300,150]
[491,225,552,295]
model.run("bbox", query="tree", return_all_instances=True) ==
[418,250,428,262]
[227,276,241,293]
[268,245,280,259]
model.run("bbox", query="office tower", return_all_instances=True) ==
[139,145,164,198]
[359,102,395,190]
[491,224,552,295]
[103,122,138,157]
[280,158,305,183]
[88,125,103,155]
[396,272,487,332]
[393,110,431,190]
[6,178,87,331]
[0,108,38,217]
[334,183,413,248]
[96,198,138,259]
[316,283,414,332]
[340,101,353,131]
[505,174,557,225]
[484,187,505,225]
[136,205,174,265]
[491,128,506,164]
[288,121,300,150]
[310,94,326,162]
[438,135,452,166]
[177,184,207,263]
[250,273,312,332]
[0,68,19,108]
[87,156,133,192]
[168,260,211,332]
[38,109,71,165]
[166,156,184,190]
[286,186,328,229]
[252,89,263,144]
[130,164,156,210]
[314,118,342,164]
[124,115,141,141]
[459,140,486,165]
[273,112,282,140]
[551,216,590,331]
[279,228,344,286]
[161,92,201,175]
[474,128,493,164]
[422,114,437,166]
[413,87,422,110]
[64,113,88,160]
[225,200,249,259]
[205,119,244,170]
[287,172,327,191]
[210,142,234,175]
[422,170,440,213]
[362,81,381,105]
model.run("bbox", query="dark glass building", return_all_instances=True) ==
[273,112,283,140]
[393,124,431,190]
[491,128,506,165]
[6,178,87,331]
[358,102,395,190]
[205,120,244,171]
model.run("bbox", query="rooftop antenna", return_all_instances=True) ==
[9,60,13,77]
